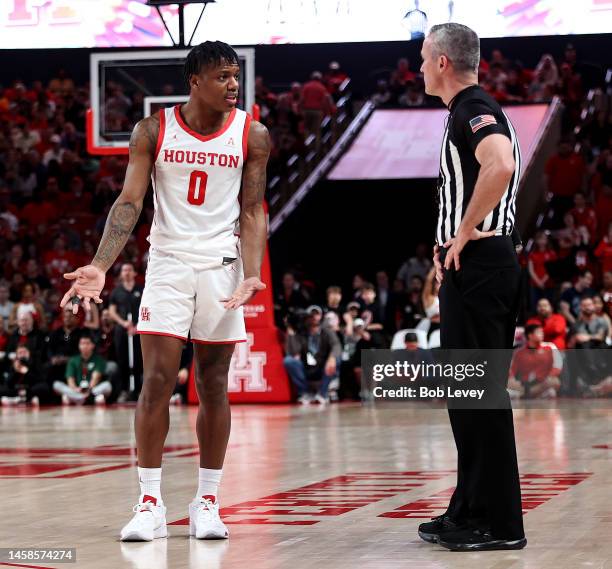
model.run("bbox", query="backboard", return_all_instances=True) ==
[88,48,255,154]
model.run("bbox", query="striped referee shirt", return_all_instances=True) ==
[436,85,521,246]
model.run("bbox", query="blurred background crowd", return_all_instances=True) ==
[1,40,611,406]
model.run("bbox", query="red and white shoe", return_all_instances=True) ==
[120,495,168,542]
[189,495,229,539]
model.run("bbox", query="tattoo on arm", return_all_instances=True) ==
[92,114,158,272]
[242,122,271,205]
[92,201,141,271]
[129,114,159,152]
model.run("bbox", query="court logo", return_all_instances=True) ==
[228,333,267,392]
[140,306,151,322]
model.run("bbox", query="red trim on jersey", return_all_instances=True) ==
[242,113,252,162]
[154,108,166,162]
[174,105,237,143]
[191,338,247,345]
[137,330,187,342]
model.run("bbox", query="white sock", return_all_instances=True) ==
[138,467,162,505]
[196,467,222,501]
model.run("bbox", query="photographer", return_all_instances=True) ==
[283,306,341,405]
[0,345,49,405]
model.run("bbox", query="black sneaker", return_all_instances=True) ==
[418,515,463,543]
[438,527,527,551]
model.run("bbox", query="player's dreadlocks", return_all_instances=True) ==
[184,41,240,86]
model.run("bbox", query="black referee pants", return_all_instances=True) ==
[439,236,524,540]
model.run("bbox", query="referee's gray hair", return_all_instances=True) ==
[428,23,480,75]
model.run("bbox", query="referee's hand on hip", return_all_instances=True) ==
[440,227,497,274]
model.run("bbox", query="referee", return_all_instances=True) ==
[416,24,527,551]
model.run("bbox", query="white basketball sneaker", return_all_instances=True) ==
[120,496,168,542]
[189,495,229,539]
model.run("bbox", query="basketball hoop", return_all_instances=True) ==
[146,0,217,48]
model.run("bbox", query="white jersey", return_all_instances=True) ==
[148,105,251,269]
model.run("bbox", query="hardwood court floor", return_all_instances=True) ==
[0,401,610,569]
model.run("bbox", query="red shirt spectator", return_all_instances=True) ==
[545,141,585,198]
[569,192,597,243]
[595,223,612,274]
[526,298,567,350]
[43,236,78,281]
[301,74,335,113]
[528,232,556,288]
[510,343,561,382]
[21,197,59,226]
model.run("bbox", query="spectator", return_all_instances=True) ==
[43,235,77,284]
[390,58,416,100]
[568,297,608,349]
[284,305,341,405]
[594,221,612,274]
[544,139,586,223]
[372,79,392,106]
[526,298,568,350]
[275,271,308,325]
[0,345,49,405]
[397,243,432,288]
[555,211,589,259]
[359,283,387,347]
[301,71,336,151]
[569,191,597,244]
[324,61,349,99]
[528,54,558,101]
[46,306,83,385]
[504,68,527,102]
[4,312,46,365]
[42,134,65,166]
[3,243,25,281]
[592,153,612,236]
[421,267,440,347]
[48,69,75,97]
[53,333,111,405]
[567,296,610,395]
[527,231,556,308]
[559,270,595,325]
[593,294,612,341]
[323,286,343,320]
[399,85,425,107]
[8,282,47,331]
[601,270,612,315]
[508,324,562,399]
[348,317,374,400]
[401,275,425,329]
[24,259,51,292]
[109,263,143,401]
[375,270,394,331]
[0,283,14,332]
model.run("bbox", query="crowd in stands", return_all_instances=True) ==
[275,244,441,403]
[373,43,585,113]
[1,41,611,406]
[0,58,350,407]
[278,42,612,403]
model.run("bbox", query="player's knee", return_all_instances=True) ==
[197,374,228,404]
[141,370,174,405]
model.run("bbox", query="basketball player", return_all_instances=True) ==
[60,42,270,541]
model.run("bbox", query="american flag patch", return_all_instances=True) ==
[469,114,497,133]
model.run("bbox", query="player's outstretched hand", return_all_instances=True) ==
[221,277,266,310]
[60,265,106,314]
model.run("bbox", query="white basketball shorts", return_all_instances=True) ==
[136,248,246,344]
